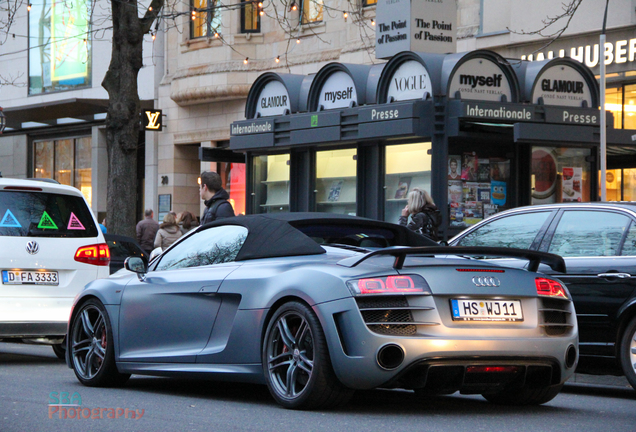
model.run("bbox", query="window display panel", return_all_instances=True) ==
[603,169,622,202]
[623,169,636,201]
[252,154,290,213]
[624,84,636,130]
[28,0,91,94]
[316,149,356,215]
[531,147,591,205]
[384,142,432,224]
[34,141,54,179]
[218,162,246,216]
[606,87,623,129]
[74,137,92,203]
[54,139,73,185]
[448,149,511,229]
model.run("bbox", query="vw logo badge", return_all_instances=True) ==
[26,241,39,255]
[472,276,501,287]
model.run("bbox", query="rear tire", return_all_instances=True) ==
[69,299,130,387]
[52,342,66,360]
[262,301,353,410]
[619,316,636,391]
[482,384,563,405]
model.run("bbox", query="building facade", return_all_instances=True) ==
[0,0,162,223]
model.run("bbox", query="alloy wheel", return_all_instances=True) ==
[266,311,315,399]
[71,304,107,380]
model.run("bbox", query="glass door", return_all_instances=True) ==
[315,148,357,215]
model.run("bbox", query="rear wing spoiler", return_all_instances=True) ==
[336,246,566,273]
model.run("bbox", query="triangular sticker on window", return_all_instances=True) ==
[0,209,21,227]
[38,211,58,230]
[67,212,86,230]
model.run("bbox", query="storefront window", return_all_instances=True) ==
[384,142,432,224]
[301,0,323,24]
[606,87,623,129]
[363,0,377,5]
[448,149,511,229]
[191,0,223,38]
[531,147,591,205]
[241,1,260,33]
[604,169,622,201]
[34,137,92,202]
[218,162,246,216]
[252,154,290,213]
[28,0,92,94]
[316,148,356,215]
[624,84,636,130]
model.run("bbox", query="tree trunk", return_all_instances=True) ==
[102,0,145,238]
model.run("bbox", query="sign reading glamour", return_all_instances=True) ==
[255,81,291,118]
[448,58,513,102]
[531,64,593,107]
[387,60,433,101]
[317,72,357,110]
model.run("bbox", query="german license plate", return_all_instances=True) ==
[2,270,59,286]
[451,299,523,322]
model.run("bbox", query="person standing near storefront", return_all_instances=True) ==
[136,209,160,255]
[398,188,441,241]
[199,171,235,225]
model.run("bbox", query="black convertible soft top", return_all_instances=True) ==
[200,213,436,261]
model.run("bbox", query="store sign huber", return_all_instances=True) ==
[376,0,456,60]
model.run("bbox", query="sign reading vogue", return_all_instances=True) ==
[387,61,433,102]
[375,0,456,59]
[448,58,512,102]
[255,81,291,118]
[531,65,593,108]
[317,71,357,110]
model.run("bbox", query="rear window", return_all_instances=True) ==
[292,224,397,248]
[0,190,98,238]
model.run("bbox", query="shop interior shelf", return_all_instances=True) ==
[260,203,290,207]
[316,201,356,205]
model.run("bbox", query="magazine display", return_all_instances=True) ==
[327,180,343,202]
[394,177,411,199]
[448,154,510,227]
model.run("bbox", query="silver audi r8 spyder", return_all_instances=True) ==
[66,213,578,410]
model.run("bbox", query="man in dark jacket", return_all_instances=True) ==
[136,209,160,255]
[199,171,235,225]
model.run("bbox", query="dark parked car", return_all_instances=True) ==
[66,213,577,409]
[450,202,636,390]
[104,234,147,274]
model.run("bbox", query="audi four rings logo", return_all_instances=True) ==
[472,276,501,287]
[26,241,39,255]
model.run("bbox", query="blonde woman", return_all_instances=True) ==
[398,188,440,240]
[154,212,183,250]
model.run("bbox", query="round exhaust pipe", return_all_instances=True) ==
[565,344,577,369]
[377,344,405,370]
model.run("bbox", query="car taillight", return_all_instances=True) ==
[75,243,110,266]
[347,275,431,296]
[535,277,568,299]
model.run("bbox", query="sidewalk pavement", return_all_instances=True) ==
[570,373,633,390]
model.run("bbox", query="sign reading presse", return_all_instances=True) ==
[376,0,457,60]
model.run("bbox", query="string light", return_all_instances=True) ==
[371,19,375,26]
[214,31,219,38]
[290,1,297,11]
[244,57,249,64]
[343,12,348,21]
[27,3,32,11]
[191,10,196,20]
[152,32,156,41]
[296,38,301,44]
[258,1,263,7]
[148,6,152,11]
[275,56,280,63]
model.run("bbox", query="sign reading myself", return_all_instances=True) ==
[317,72,357,110]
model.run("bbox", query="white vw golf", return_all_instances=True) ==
[0,178,109,358]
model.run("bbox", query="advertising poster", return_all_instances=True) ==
[477,183,491,203]
[562,167,582,202]
[461,152,478,181]
[394,177,411,199]
[448,155,461,179]
[477,159,490,181]
[448,180,463,203]
[450,202,464,227]
[491,180,507,206]
[463,201,483,226]
[463,182,478,201]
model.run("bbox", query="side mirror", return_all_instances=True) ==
[125,257,147,274]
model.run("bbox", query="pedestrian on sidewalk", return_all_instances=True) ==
[199,171,235,225]
[136,209,159,255]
